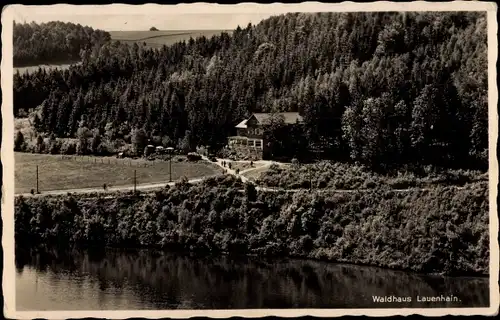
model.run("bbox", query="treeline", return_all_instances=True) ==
[14,12,487,170]
[15,175,489,275]
[13,21,111,67]
[14,125,153,156]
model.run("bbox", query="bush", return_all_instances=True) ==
[14,180,489,276]
[14,131,25,151]
[187,152,202,161]
[255,161,487,191]
[60,141,77,155]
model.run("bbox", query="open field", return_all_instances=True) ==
[109,30,231,49]
[14,152,221,194]
[227,161,267,173]
[242,163,289,181]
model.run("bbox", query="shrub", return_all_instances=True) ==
[187,152,202,161]
[14,181,489,276]
[60,140,77,155]
[256,161,487,191]
[14,131,25,151]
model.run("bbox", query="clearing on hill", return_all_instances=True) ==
[109,30,232,49]
[14,152,221,194]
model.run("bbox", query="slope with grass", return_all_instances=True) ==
[14,152,221,194]
[109,30,231,49]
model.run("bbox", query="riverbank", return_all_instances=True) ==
[15,246,489,310]
[14,175,489,276]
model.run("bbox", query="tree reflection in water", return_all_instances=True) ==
[15,246,489,310]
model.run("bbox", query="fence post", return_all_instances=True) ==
[134,169,137,193]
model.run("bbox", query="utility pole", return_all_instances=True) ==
[166,147,174,182]
[134,169,137,193]
[169,155,172,182]
[36,165,39,194]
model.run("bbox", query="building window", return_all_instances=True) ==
[255,140,262,148]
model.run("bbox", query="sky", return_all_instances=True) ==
[7,3,300,31]
[5,2,492,31]
[11,13,277,32]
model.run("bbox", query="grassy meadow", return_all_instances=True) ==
[228,161,267,173]
[14,152,221,194]
[242,163,289,180]
[108,30,231,49]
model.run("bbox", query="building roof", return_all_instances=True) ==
[234,112,303,128]
[253,112,303,124]
[235,119,248,129]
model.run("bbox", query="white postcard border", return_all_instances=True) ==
[2,2,499,318]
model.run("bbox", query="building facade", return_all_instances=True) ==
[227,112,303,160]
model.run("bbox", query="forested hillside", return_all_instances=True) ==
[13,21,111,66]
[13,12,488,170]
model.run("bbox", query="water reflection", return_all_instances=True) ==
[15,247,489,310]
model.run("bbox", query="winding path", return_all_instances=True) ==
[205,156,274,183]
[202,157,470,193]
[15,175,219,197]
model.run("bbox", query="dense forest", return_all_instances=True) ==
[15,175,489,275]
[14,12,488,170]
[13,21,111,66]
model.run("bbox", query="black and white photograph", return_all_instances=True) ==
[1,2,499,318]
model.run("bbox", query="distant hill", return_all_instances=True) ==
[13,21,111,67]
[13,24,229,68]
[108,30,233,49]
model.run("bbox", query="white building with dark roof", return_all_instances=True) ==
[228,112,303,159]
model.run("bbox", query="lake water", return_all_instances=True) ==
[15,247,489,310]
